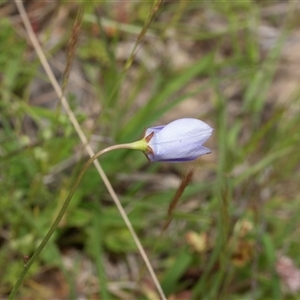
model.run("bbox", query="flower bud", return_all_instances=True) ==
[144,118,213,162]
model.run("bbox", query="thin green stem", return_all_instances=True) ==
[9,143,165,300]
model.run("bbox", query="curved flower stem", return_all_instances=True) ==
[9,144,166,300]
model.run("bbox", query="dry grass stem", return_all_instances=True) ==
[14,1,166,299]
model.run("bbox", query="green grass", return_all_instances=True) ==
[1,0,300,299]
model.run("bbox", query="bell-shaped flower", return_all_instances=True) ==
[143,118,213,162]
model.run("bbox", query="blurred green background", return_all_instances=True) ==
[1,0,300,299]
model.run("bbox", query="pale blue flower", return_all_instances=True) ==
[144,118,213,162]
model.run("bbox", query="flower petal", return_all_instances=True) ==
[145,126,164,137]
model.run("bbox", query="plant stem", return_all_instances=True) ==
[9,144,166,300]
